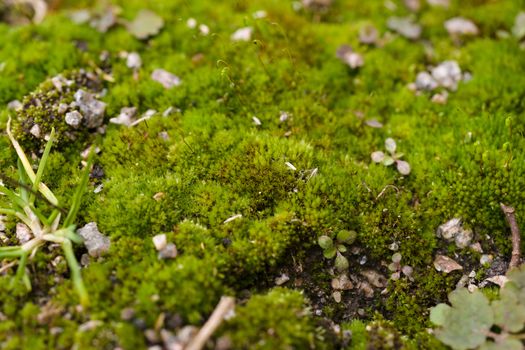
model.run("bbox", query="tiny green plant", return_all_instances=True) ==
[318,230,356,272]
[430,264,525,350]
[0,118,94,306]
[388,252,414,281]
[371,138,411,175]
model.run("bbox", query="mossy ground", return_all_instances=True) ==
[0,0,524,349]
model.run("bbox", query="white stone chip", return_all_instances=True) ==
[151,69,182,89]
[231,27,253,41]
[65,111,83,128]
[152,234,167,251]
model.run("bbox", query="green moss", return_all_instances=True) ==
[223,288,326,350]
[1,0,524,348]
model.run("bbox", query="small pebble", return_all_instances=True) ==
[7,100,23,111]
[444,17,479,37]
[480,254,493,265]
[359,25,379,45]
[65,111,83,128]
[454,228,473,248]
[16,223,32,244]
[126,52,142,69]
[77,222,110,258]
[279,111,289,122]
[415,71,438,91]
[436,218,462,241]
[120,308,135,321]
[387,17,422,40]
[434,254,463,273]
[231,27,253,41]
[152,234,167,251]
[30,124,41,138]
[336,45,364,69]
[151,69,181,89]
[186,18,197,29]
[159,243,177,259]
[275,273,290,286]
[199,24,210,35]
[333,291,342,303]
[74,89,106,128]
[431,61,462,91]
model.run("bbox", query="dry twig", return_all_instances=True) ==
[186,296,235,350]
[500,203,522,270]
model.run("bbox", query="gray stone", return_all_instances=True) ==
[436,217,462,241]
[16,223,32,244]
[431,61,462,90]
[65,111,83,128]
[126,52,142,69]
[151,69,181,89]
[454,228,473,248]
[387,17,422,40]
[415,71,438,91]
[444,17,479,36]
[74,89,106,128]
[77,222,110,258]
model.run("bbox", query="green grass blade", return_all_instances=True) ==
[17,159,29,203]
[6,118,58,206]
[62,239,88,306]
[6,118,36,183]
[30,128,55,205]
[63,147,94,228]
[0,185,25,212]
[0,249,24,258]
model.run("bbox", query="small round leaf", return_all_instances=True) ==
[323,247,337,259]
[335,252,349,272]
[318,235,333,250]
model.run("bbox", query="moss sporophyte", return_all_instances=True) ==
[0,118,93,306]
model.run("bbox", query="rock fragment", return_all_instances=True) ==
[336,45,364,69]
[151,69,181,89]
[77,222,110,258]
[431,60,462,90]
[231,27,253,42]
[275,273,290,286]
[513,12,525,40]
[159,243,177,260]
[110,107,138,127]
[387,17,422,40]
[16,223,32,244]
[302,0,332,11]
[415,71,438,91]
[444,17,479,37]
[152,234,167,251]
[433,255,462,273]
[30,124,41,138]
[74,89,106,128]
[126,52,142,69]
[436,218,473,248]
[65,111,83,128]
[331,274,354,290]
[359,25,379,45]
[7,100,23,111]
[360,269,387,288]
